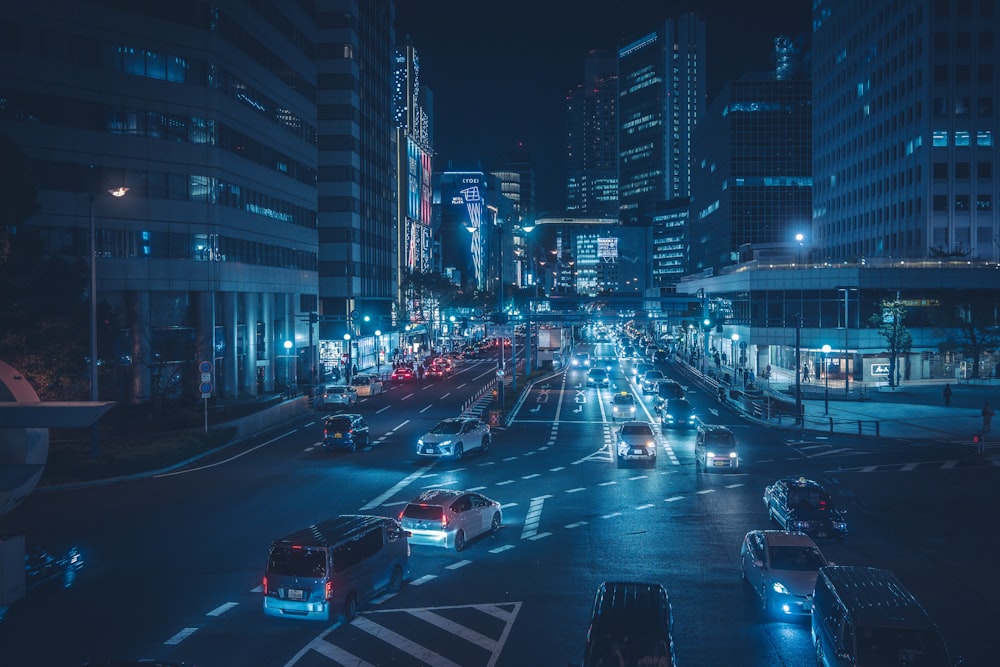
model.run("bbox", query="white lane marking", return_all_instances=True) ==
[405,609,497,651]
[303,421,316,428]
[601,512,622,519]
[497,480,516,486]
[550,466,565,472]
[565,487,586,493]
[359,465,432,511]
[565,521,588,529]
[539,445,550,450]
[636,503,655,510]
[410,574,437,586]
[420,405,432,413]
[489,545,515,553]
[901,462,918,471]
[523,451,536,456]
[808,448,852,457]
[446,560,473,570]
[423,480,458,489]
[305,641,376,667]
[665,496,684,502]
[942,460,958,469]
[467,486,487,491]
[376,405,391,413]
[725,483,744,488]
[860,465,878,472]
[442,392,451,398]
[500,502,518,509]
[401,392,415,400]
[598,481,617,486]
[521,496,546,539]
[503,456,518,462]
[391,420,410,431]
[696,489,715,495]
[206,602,238,617]
[369,591,400,605]
[351,616,463,667]
[628,475,648,480]
[250,584,263,592]
[457,383,467,389]
[528,532,552,541]
[522,473,540,479]
[155,430,295,477]
[164,627,198,645]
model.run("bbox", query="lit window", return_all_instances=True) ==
[955,131,971,146]
[977,131,993,146]
[933,130,948,147]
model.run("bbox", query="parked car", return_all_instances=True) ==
[694,424,738,472]
[314,384,358,408]
[389,366,414,383]
[350,374,383,396]
[740,529,829,617]
[615,421,658,466]
[417,417,491,459]
[610,392,637,420]
[322,414,370,452]
[580,581,677,667]
[763,477,848,540]
[399,489,502,551]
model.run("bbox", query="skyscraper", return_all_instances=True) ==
[565,50,618,218]
[812,0,999,262]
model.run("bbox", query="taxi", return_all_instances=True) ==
[610,391,637,420]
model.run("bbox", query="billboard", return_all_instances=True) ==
[597,237,619,261]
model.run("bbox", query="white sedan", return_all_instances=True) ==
[740,529,829,617]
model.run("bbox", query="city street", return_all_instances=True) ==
[1,352,997,666]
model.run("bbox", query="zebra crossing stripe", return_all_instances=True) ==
[307,640,377,667]
[405,608,498,651]
[351,616,464,667]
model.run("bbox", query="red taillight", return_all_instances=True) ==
[323,429,328,437]
[441,512,448,527]
[325,580,334,600]
[262,576,268,594]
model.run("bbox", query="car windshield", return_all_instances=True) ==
[855,627,950,665]
[622,424,653,436]
[590,369,607,377]
[588,635,672,667]
[267,545,326,578]
[351,377,368,386]
[787,489,834,511]
[614,395,634,405]
[430,421,463,435]
[767,545,826,571]
[706,432,734,446]
[325,418,352,430]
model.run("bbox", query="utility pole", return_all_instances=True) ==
[795,312,803,427]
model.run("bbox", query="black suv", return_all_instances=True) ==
[322,414,370,452]
[582,581,677,667]
[763,477,848,541]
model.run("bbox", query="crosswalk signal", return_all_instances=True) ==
[973,432,982,444]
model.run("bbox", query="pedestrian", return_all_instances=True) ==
[982,401,994,433]
[943,383,952,407]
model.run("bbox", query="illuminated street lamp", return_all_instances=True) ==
[795,233,804,265]
[343,333,352,384]
[822,343,832,415]
[89,185,129,458]
[283,340,293,393]
[374,330,382,377]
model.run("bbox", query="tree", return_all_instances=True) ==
[932,296,1000,379]
[869,299,912,387]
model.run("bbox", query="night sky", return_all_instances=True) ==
[395,0,811,214]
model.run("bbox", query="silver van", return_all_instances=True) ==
[812,566,955,666]
[263,515,409,622]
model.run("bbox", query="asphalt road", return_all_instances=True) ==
[1,349,997,666]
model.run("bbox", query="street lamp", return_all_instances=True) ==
[795,233,804,265]
[343,333,352,384]
[89,186,129,458]
[731,333,740,384]
[822,344,832,414]
[283,340,293,394]
[374,330,382,377]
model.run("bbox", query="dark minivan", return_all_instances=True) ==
[580,581,677,667]
[263,515,409,622]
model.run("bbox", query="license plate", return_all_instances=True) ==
[287,589,305,600]
[333,433,343,438]
[423,447,434,453]
[714,460,728,466]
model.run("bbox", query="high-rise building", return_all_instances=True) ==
[812,0,999,262]
[618,14,706,291]
[394,44,434,315]
[689,52,813,274]
[565,50,618,218]
[1,1,320,402]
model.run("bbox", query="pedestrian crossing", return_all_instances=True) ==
[286,601,522,667]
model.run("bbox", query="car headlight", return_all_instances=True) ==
[418,439,424,446]
[706,451,715,458]
[792,520,810,530]
[833,521,847,530]
[730,452,737,458]
[438,440,452,447]
[772,582,790,595]
[647,441,655,447]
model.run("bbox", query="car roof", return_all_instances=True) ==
[273,514,390,548]
[613,393,634,401]
[620,420,654,430]
[436,417,479,426]
[750,529,819,548]
[699,423,733,433]
[324,413,361,421]
[407,488,468,505]
[776,476,826,490]
[592,581,671,634]
[818,566,938,629]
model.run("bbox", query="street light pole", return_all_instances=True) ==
[343,333,352,385]
[794,313,803,426]
[375,330,382,378]
[88,186,128,458]
[822,343,831,415]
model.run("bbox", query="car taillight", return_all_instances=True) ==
[262,576,268,595]
[325,580,334,600]
[323,429,328,437]
[441,513,448,527]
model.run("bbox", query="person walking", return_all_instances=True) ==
[943,383,952,407]
[982,401,994,433]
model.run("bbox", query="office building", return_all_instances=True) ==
[565,50,618,218]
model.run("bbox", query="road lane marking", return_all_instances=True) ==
[500,502,518,509]
[497,480,516,485]
[446,560,473,570]
[696,489,715,494]
[155,430,295,477]
[601,512,622,519]
[725,483,744,488]
[565,487,585,493]
[467,485,487,491]
[901,462,918,471]
[522,473,540,479]
[636,503,655,510]
[628,475,648,480]
[352,616,463,667]
[598,481,617,486]
[565,521,587,528]
[550,466,565,472]
[164,628,198,645]
[528,532,552,541]
[410,574,437,586]
[521,497,546,539]
[360,465,432,511]
[206,602,238,617]
[376,405,390,413]
[489,545,515,553]
[420,405,432,413]
[391,420,410,431]
[665,496,684,502]
[442,392,451,398]
[405,609,497,651]
[401,392,414,400]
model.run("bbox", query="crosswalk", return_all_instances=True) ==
[286,601,522,667]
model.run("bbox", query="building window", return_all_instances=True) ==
[955,131,971,146]
[956,64,971,83]
[977,162,992,179]
[955,194,970,211]
[934,194,948,211]
[978,131,993,146]
[981,31,995,49]
[933,130,949,146]
[955,97,971,116]
[933,65,949,83]
[978,97,993,116]
[934,97,948,117]
[979,63,994,83]
[934,32,949,49]
[976,194,992,210]
[933,162,948,179]
[956,162,971,179]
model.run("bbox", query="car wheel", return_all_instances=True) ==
[490,512,501,533]
[343,592,359,623]
[388,565,403,593]
[454,443,464,460]
[481,436,491,453]
[454,529,466,552]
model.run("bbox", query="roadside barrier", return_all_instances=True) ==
[461,379,498,417]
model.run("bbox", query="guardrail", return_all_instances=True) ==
[461,379,498,416]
